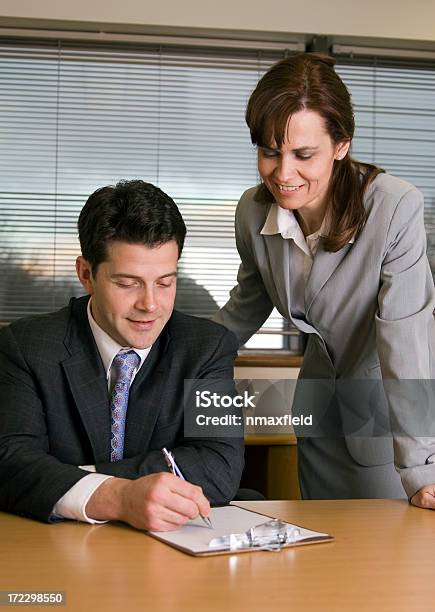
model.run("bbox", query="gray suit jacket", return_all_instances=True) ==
[214,173,435,498]
[0,296,244,521]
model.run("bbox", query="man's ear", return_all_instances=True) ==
[76,256,94,294]
[335,139,351,160]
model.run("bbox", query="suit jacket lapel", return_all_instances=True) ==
[305,239,352,315]
[61,297,111,463]
[124,333,171,457]
[263,234,292,318]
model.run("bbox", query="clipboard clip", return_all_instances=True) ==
[208,519,301,552]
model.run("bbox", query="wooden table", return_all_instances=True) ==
[1,499,434,611]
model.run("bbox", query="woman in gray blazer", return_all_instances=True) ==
[214,53,435,508]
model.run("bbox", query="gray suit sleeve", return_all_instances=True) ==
[375,187,435,496]
[212,189,274,346]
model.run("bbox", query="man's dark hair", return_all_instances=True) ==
[78,180,186,273]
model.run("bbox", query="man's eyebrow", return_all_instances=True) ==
[111,272,178,280]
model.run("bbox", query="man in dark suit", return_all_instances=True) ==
[0,180,244,531]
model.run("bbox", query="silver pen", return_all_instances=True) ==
[162,447,213,529]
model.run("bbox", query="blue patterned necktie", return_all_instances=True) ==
[110,350,141,462]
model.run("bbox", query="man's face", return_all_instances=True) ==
[76,240,178,349]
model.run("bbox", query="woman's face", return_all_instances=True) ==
[257,109,350,216]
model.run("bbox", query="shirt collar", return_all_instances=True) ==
[87,298,152,378]
[260,201,354,244]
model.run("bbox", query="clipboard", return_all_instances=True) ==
[148,504,334,556]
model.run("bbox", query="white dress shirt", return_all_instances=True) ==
[52,298,152,523]
[260,203,354,318]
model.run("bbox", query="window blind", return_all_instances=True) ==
[0,39,295,349]
[336,58,435,276]
[1,41,434,354]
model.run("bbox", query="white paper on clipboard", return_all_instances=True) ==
[148,504,333,556]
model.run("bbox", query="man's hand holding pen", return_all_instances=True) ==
[162,447,213,528]
[85,473,211,532]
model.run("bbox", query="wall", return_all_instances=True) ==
[0,0,434,43]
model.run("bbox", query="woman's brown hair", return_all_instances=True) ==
[246,53,384,251]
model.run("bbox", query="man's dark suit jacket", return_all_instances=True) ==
[0,296,244,522]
